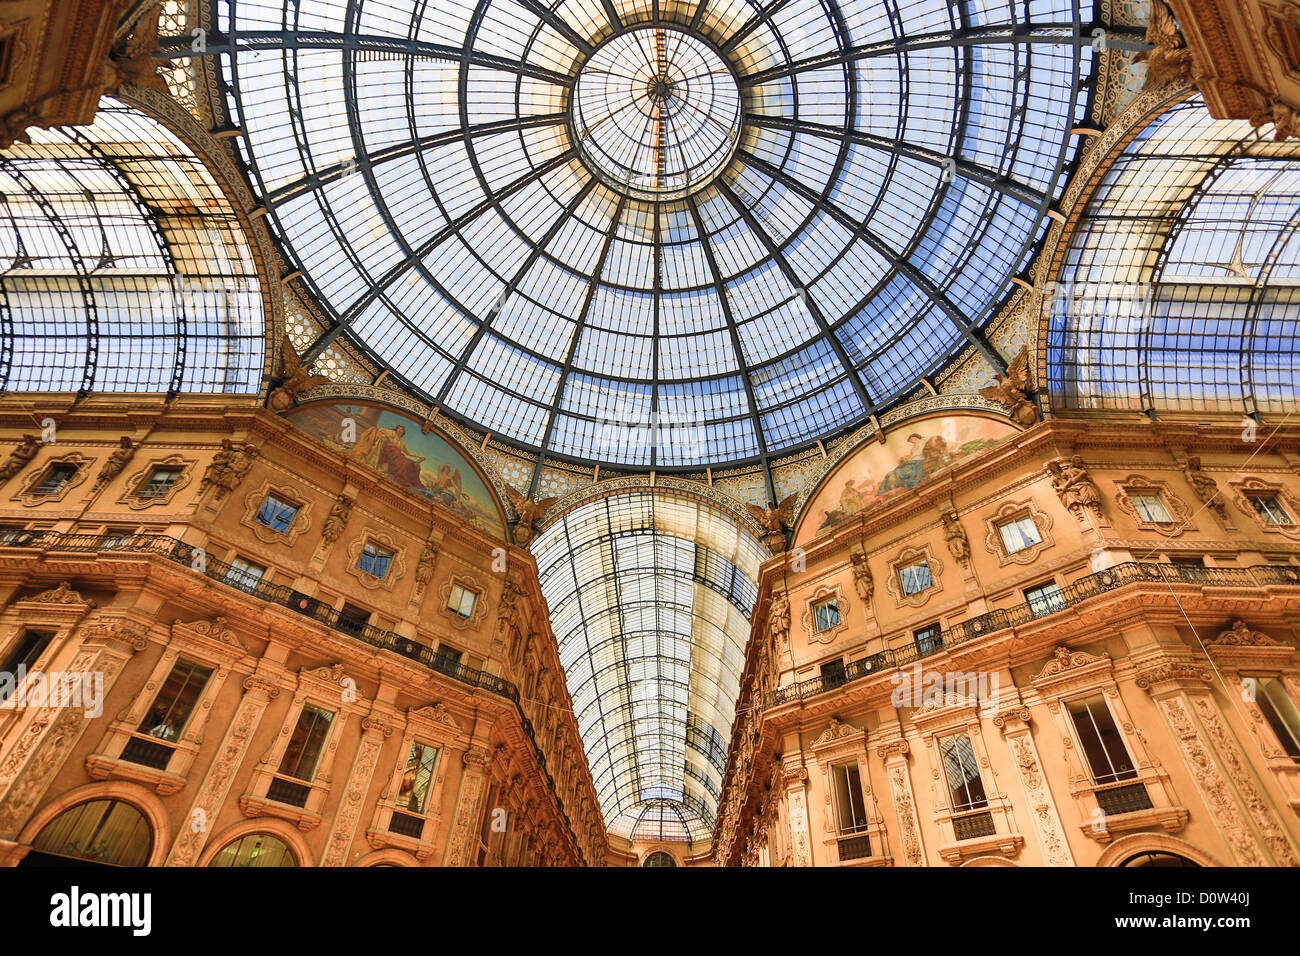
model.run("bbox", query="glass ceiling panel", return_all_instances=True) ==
[0,98,264,395]
[1047,97,1300,416]
[533,491,762,838]
[210,0,1094,467]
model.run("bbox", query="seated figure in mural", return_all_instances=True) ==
[878,432,954,496]
[353,422,426,488]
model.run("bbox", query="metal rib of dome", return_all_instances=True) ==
[210,0,1095,468]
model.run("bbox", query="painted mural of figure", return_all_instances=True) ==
[355,422,425,488]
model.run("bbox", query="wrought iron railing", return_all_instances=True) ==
[762,560,1300,709]
[0,529,589,863]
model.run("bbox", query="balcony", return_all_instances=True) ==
[764,561,1300,708]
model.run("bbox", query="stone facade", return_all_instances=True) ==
[0,398,604,867]
[713,417,1300,867]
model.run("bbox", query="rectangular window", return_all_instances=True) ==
[812,598,840,632]
[1131,492,1172,523]
[447,584,477,618]
[997,514,1042,554]
[34,463,77,496]
[398,741,440,813]
[255,494,299,534]
[337,602,370,636]
[278,704,335,781]
[1256,677,1300,759]
[913,623,942,655]
[1067,695,1137,783]
[937,732,988,811]
[433,645,463,672]
[136,467,181,499]
[100,526,137,550]
[820,658,846,688]
[224,557,265,592]
[139,659,212,742]
[0,629,55,702]
[898,560,932,596]
[1025,581,1065,617]
[832,763,869,834]
[1250,495,1295,527]
[357,541,393,578]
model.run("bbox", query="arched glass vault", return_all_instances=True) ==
[199,0,1099,469]
[1046,97,1300,416]
[531,490,762,839]
[0,98,265,396]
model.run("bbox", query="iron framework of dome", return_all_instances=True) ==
[204,0,1098,469]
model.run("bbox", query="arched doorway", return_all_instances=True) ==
[643,851,677,867]
[21,799,152,867]
[207,832,297,867]
[1122,851,1199,868]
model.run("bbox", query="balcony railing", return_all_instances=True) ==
[762,561,1300,709]
[0,529,589,863]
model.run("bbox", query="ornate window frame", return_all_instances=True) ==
[439,572,488,631]
[240,479,313,546]
[983,499,1055,566]
[886,544,942,609]
[911,697,1025,864]
[1203,621,1300,813]
[13,453,90,506]
[809,719,891,866]
[118,455,196,510]
[345,530,406,591]
[1112,474,1194,537]
[801,584,849,646]
[366,703,467,859]
[1032,646,1187,844]
[240,663,362,830]
[1229,476,1300,540]
[86,616,248,794]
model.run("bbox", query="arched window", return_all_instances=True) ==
[642,851,677,868]
[1122,851,1199,868]
[26,799,152,866]
[208,832,297,867]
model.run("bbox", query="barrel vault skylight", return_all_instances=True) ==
[207,0,1096,469]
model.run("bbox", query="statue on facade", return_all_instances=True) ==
[1137,1,1194,92]
[94,436,135,491]
[849,549,874,605]
[414,539,438,594]
[1046,455,1104,522]
[745,493,798,555]
[979,349,1039,427]
[941,510,971,566]
[0,435,41,481]
[768,592,791,649]
[268,338,331,412]
[200,439,257,500]
[1183,456,1227,520]
[321,494,353,543]
[505,484,557,547]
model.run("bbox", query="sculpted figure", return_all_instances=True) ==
[0,435,40,481]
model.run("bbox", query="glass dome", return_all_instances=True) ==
[214,0,1094,467]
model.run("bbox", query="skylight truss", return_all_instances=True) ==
[531,491,762,838]
[1047,97,1300,417]
[204,0,1097,468]
[0,99,265,396]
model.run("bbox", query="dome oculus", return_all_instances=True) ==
[572,27,742,201]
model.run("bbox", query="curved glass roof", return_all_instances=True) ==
[1047,98,1300,416]
[213,0,1094,467]
[532,491,762,839]
[0,98,265,395]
